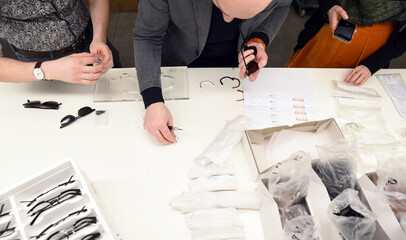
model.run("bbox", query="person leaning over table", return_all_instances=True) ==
[133,0,292,144]
[286,0,406,85]
[0,0,121,84]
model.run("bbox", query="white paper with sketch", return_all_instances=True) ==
[243,69,320,129]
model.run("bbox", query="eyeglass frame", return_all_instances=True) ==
[21,175,76,208]
[31,206,88,239]
[28,189,82,226]
[46,216,97,240]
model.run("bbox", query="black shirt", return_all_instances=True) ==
[188,5,241,67]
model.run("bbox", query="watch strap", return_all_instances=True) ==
[34,61,43,69]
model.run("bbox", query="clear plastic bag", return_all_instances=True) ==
[328,189,376,240]
[267,151,312,208]
[333,80,380,98]
[283,215,320,240]
[376,154,406,220]
[335,97,384,124]
[279,203,309,227]
[399,212,406,232]
[315,139,358,200]
[341,122,400,147]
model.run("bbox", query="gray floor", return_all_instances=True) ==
[2,5,406,68]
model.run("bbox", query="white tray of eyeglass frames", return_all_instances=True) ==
[93,67,189,102]
[0,159,121,240]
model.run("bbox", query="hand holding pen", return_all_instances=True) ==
[168,126,183,131]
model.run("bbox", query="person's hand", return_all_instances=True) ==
[344,65,371,85]
[144,102,177,144]
[89,40,114,74]
[239,42,267,81]
[327,5,349,32]
[42,53,104,85]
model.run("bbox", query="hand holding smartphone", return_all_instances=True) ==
[333,19,356,43]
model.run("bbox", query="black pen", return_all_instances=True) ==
[168,126,183,131]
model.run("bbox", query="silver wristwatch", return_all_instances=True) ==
[33,62,45,80]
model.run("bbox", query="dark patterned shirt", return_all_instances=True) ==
[0,0,90,51]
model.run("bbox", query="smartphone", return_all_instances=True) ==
[333,19,356,43]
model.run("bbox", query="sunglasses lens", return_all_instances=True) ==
[60,115,76,128]
[23,100,41,107]
[41,101,60,109]
[246,61,259,74]
[42,101,60,108]
[78,107,95,117]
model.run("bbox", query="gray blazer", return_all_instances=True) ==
[133,0,292,93]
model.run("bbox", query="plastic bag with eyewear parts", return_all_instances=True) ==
[315,139,358,200]
[335,97,384,124]
[267,151,312,208]
[279,203,310,227]
[283,215,320,240]
[376,153,406,221]
[328,189,377,240]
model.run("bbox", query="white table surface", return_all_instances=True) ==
[0,68,405,240]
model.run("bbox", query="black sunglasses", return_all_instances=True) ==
[60,106,95,129]
[239,26,259,76]
[28,189,82,226]
[23,100,62,110]
[47,216,98,240]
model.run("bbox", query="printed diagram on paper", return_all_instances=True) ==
[243,69,320,129]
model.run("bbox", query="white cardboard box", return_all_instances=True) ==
[358,173,406,240]
[245,118,405,240]
[242,118,344,181]
[258,168,342,240]
[244,119,345,240]
[0,159,120,240]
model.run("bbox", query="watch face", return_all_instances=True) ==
[33,68,44,80]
